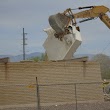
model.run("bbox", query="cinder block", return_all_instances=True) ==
[0,61,103,106]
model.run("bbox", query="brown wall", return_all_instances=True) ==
[0,61,103,106]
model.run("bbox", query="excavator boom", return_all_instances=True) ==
[49,5,110,35]
[99,14,110,29]
[74,6,109,18]
[74,5,110,29]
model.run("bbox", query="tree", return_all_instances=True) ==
[40,53,46,61]
[92,54,110,79]
[31,57,41,62]
[30,53,46,62]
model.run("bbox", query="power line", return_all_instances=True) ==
[100,41,110,54]
[95,41,110,63]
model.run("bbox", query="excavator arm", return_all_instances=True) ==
[99,13,110,29]
[49,5,110,35]
[73,6,109,18]
[73,5,110,29]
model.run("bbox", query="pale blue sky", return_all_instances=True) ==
[0,0,110,55]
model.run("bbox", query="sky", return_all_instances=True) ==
[0,0,110,56]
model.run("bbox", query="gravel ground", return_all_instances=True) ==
[0,101,110,110]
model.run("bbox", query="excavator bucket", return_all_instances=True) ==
[49,13,70,33]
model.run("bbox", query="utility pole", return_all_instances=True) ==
[23,28,27,60]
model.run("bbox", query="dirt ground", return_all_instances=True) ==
[0,101,110,110]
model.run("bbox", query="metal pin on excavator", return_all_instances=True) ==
[43,5,110,61]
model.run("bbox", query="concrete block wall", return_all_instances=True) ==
[0,61,103,106]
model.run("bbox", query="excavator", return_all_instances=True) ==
[43,5,110,61]
[49,5,110,38]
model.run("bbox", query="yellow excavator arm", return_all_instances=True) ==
[99,13,110,29]
[49,5,110,35]
[73,6,109,18]
[73,5,110,29]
